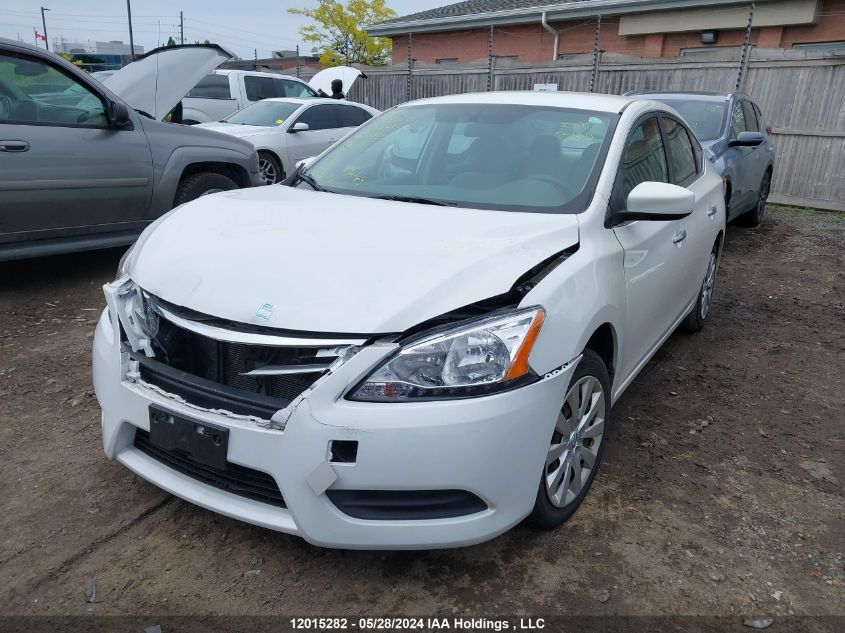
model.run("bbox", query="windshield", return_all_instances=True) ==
[660,99,726,141]
[225,101,302,127]
[305,103,617,213]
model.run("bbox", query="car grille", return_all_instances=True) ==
[134,428,286,508]
[139,311,332,409]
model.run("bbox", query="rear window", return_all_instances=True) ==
[244,76,280,101]
[659,99,726,141]
[186,74,231,99]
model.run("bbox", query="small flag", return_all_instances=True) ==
[35,30,46,42]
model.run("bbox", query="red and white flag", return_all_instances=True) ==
[34,30,46,42]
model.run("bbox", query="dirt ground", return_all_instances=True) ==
[1,206,843,624]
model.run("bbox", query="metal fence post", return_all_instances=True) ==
[735,3,755,91]
[589,16,602,92]
[487,26,494,91]
[407,32,413,102]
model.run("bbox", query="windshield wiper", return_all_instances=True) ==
[369,194,454,207]
[284,163,325,191]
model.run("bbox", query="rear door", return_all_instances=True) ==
[611,115,692,380]
[336,103,374,138]
[285,103,342,161]
[0,49,153,244]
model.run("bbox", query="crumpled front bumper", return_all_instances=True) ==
[92,304,575,550]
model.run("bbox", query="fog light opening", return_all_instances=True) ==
[330,440,358,464]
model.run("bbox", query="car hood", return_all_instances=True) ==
[194,121,272,140]
[308,66,363,96]
[130,186,580,334]
[104,44,233,120]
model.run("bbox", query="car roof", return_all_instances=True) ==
[403,91,642,113]
[625,90,747,102]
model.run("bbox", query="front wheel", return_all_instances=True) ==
[258,151,284,185]
[682,244,718,332]
[173,172,238,206]
[526,349,610,530]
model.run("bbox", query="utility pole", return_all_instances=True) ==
[40,7,49,51]
[126,0,135,58]
[487,26,494,91]
[735,2,755,91]
[589,16,602,93]
[296,44,301,79]
[254,48,258,71]
[406,33,413,102]
[180,11,184,45]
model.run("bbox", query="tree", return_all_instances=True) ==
[288,0,396,67]
[165,36,177,47]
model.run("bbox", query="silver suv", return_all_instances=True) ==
[0,41,262,261]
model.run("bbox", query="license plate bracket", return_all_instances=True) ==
[148,406,229,470]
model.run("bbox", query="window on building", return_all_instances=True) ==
[496,55,519,62]
[793,41,845,51]
[680,47,741,57]
[436,58,459,65]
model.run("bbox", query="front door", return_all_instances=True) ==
[0,50,153,244]
[611,115,691,381]
[286,103,344,162]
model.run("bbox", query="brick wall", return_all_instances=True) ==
[389,0,845,63]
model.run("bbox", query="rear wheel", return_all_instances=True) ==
[738,170,771,227]
[682,243,718,332]
[526,349,610,530]
[173,172,238,206]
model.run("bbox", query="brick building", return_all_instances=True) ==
[367,0,845,63]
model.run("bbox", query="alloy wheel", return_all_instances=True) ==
[259,158,278,185]
[756,174,771,223]
[700,252,717,320]
[545,376,606,508]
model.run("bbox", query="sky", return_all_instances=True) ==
[0,1,445,60]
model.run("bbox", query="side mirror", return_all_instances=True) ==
[108,101,132,129]
[615,182,695,223]
[288,122,310,133]
[729,131,764,147]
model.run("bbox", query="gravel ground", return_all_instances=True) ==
[0,206,842,624]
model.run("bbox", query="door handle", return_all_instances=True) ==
[0,140,30,152]
[707,205,717,217]
[672,228,687,244]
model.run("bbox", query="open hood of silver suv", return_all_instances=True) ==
[104,44,233,120]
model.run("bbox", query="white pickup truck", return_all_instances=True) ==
[181,68,362,124]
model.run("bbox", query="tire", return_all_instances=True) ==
[257,151,284,185]
[173,172,238,206]
[526,349,611,530]
[738,170,771,228]
[682,243,718,332]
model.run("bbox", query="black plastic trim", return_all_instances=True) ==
[327,489,487,520]
[134,428,286,508]
[132,351,286,419]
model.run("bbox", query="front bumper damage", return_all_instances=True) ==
[94,280,576,549]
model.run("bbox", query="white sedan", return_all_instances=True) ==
[196,98,380,185]
[94,91,725,549]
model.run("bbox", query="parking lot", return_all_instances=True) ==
[0,206,842,619]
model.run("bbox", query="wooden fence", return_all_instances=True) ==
[338,50,845,211]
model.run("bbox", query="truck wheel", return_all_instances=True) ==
[174,172,238,206]
[258,151,284,185]
[526,349,610,530]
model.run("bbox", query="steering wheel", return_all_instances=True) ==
[522,174,578,199]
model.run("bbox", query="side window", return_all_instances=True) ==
[337,105,372,127]
[295,104,339,131]
[0,52,107,127]
[741,101,759,132]
[186,74,231,99]
[663,117,698,185]
[729,101,745,139]
[281,79,317,98]
[615,116,668,205]
[244,76,279,101]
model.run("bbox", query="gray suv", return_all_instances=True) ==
[0,40,262,261]
[627,91,775,227]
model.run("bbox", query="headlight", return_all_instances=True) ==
[117,244,134,278]
[350,307,545,402]
[120,283,159,343]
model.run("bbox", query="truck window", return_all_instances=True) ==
[186,74,231,99]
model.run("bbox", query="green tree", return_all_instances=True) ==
[288,0,396,66]
[165,36,177,47]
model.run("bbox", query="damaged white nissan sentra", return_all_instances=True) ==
[93,92,725,549]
